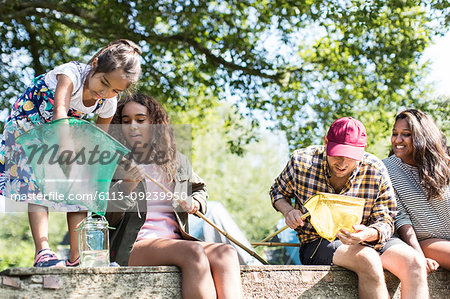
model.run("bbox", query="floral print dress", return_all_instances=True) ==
[0,72,104,211]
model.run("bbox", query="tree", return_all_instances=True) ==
[189,102,289,245]
[1,0,448,148]
[418,95,450,136]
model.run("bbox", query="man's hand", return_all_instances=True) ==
[284,209,305,229]
[336,224,379,245]
[274,198,305,229]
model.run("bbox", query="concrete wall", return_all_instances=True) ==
[1,265,449,298]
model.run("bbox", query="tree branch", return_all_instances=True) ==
[168,35,283,81]
[20,21,45,75]
[1,0,97,22]
[1,0,294,83]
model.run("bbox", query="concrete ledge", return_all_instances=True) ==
[1,265,449,298]
[241,266,449,298]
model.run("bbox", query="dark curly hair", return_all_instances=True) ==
[389,109,450,200]
[110,93,177,179]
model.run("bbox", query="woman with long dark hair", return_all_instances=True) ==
[383,109,450,272]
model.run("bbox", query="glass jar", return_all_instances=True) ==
[78,216,110,267]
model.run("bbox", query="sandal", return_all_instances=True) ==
[66,256,80,267]
[33,248,65,267]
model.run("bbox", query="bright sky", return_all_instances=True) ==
[421,31,450,97]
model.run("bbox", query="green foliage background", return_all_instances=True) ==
[0,213,67,270]
[0,1,449,269]
[191,103,290,244]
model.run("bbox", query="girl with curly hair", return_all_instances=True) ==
[107,93,242,299]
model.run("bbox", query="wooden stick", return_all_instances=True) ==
[193,210,268,265]
[302,212,310,219]
[143,172,269,265]
[258,226,289,244]
[254,212,310,248]
[251,242,301,247]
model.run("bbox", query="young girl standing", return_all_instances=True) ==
[0,39,142,267]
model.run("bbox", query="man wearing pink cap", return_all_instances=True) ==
[270,117,428,299]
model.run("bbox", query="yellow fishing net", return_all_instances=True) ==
[304,193,365,241]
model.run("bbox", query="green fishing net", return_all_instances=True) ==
[16,118,129,215]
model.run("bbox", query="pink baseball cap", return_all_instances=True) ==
[326,117,367,161]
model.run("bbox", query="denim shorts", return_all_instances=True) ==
[299,236,406,265]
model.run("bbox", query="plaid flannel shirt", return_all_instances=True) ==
[270,145,397,251]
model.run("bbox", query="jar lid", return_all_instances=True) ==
[79,215,110,230]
